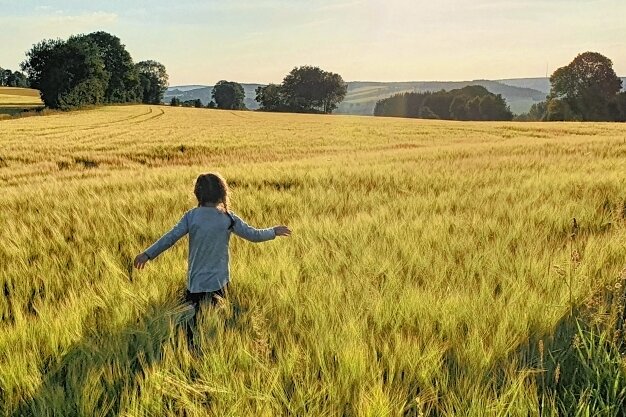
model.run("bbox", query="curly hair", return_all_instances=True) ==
[194,173,230,212]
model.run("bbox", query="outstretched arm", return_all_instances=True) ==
[134,212,189,269]
[231,212,291,242]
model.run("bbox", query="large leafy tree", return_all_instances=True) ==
[549,52,622,121]
[212,80,245,110]
[21,37,109,109]
[255,83,283,111]
[136,60,168,104]
[280,66,347,113]
[81,31,141,103]
[319,71,347,113]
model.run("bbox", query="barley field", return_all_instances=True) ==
[0,87,44,118]
[0,87,43,106]
[0,105,625,416]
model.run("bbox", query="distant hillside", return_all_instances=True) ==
[337,80,546,115]
[166,77,626,116]
[497,77,626,94]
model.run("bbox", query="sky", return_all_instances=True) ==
[1,0,625,86]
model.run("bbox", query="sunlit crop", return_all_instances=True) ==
[1,105,625,416]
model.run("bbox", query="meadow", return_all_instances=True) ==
[0,105,625,416]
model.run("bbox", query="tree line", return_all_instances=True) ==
[169,66,348,115]
[18,32,168,110]
[374,85,514,121]
[0,67,29,87]
[517,52,625,122]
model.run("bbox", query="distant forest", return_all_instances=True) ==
[374,52,626,122]
[374,85,513,121]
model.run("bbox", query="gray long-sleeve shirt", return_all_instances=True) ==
[144,207,275,292]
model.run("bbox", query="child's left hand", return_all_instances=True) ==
[133,253,150,269]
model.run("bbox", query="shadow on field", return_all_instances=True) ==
[11,293,196,417]
[512,278,626,415]
[434,280,626,416]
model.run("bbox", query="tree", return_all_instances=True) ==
[549,52,622,121]
[545,99,575,121]
[81,31,140,103]
[465,97,482,120]
[529,101,548,121]
[419,106,439,119]
[207,101,216,109]
[180,99,203,108]
[320,72,347,113]
[478,94,513,121]
[9,71,29,87]
[21,37,109,109]
[136,60,168,104]
[423,92,452,119]
[0,68,29,87]
[280,66,347,113]
[170,97,181,106]
[255,84,283,111]
[449,96,468,120]
[374,85,512,121]
[374,91,427,117]
[611,92,626,122]
[212,80,245,110]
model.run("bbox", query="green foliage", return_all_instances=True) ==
[545,321,626,416]
[82,31,141,103]
[255,83,283,111]
[522,101,548,121]
[207,100,216,109]
[374,85,513,121]
[212,80,246,110]
[549,52,623,121]
[280,66,347,113]
[180,99,203,108]
[449,95,468,120]
[419,105,439,119]
[537,267,626,416]
[545,99,576,121]
[170,97,181,106]
[136,60,169,105]
[0,68,29,87]
[21,32,166,109]
[254,66,347,114]
[610,92,626,122]
[21,37,109,109]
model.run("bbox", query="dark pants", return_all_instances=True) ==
[184,285,228,348]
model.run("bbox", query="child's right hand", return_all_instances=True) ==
[133,253,150,269]
[273,225,291,237]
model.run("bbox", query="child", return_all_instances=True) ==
[133,172,291,322]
